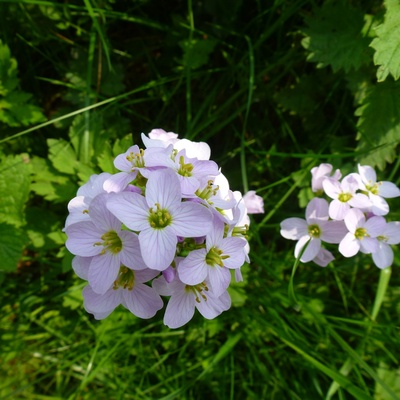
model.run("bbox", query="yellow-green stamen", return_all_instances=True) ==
[148,203,172,229]
[126,148,145,170]
[95,230,123,254]
[113,266,135,290]
[185,282,209,303]
[308,224,321,238]
[338,192,352,203]
[177,156,194,177]
[355,227,368,240]
[205,246,230,267]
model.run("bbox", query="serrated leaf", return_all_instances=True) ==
[355,80,400,170]
[0,154,31,227]
[301,4,371,73]
[47,138,77,174]
[0,223,27,272]
[370,0,400,82]
[180,38,217,69]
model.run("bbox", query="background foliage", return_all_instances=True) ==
[1,0,400,399]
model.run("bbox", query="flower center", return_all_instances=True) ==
[113,266,134,290]
[126,149,145,170]
[205,246,230,267]
[196,180,219,202]
[97,230,122,254]
[148,203,172,229]
[366,183,380,195]
[308,224,321,238]
[338,192,352,203]
[185,282,209,303]
[355,227,368,240]
[177,156,194,177]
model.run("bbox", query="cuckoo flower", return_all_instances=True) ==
[153,272,231,329]
[322,174,371,220]
[311,163,341,193]
[357,164,400,216]
[371,221,400,269]
[243,190,264,214]
[178,218,246,296]
[83,268,163,319]
[65,194,146,295]
[280,198,347,263]
[339,208,386,258]
[107,168,213,271]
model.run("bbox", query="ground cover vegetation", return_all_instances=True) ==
[1,0,400,398]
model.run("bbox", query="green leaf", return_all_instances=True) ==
[47,138,78,174]
[0,40,46,127]
[0,223,27,272]
[355,80,400,170]
[301,3,371,73]
[375,363,400,400]
[0,153,31,227]
[370,0,400,82]
[180,38,218,69]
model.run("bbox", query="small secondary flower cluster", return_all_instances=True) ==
[280,163,400,269]
[65,129,264,328]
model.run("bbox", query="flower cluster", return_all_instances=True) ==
[65,129,264,328]
[280,163,400,269]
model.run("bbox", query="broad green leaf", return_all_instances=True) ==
[370,0,400,82]
[0,40,46,127]
[0,223,27,272]
[47,138,77,174]
[301,4,371,73]
[180,38,217,69]
[0,153,31,227]
[355,80,400,170]
[30,156,78,202]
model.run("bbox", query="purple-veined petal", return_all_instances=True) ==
[329,200,350,221]
[178,249,208,285]
[82,285,121,318]
[358,165,376,185]
[348,193,372,209]
[122,283,163,318]
[146,168,181,209]
[312,248,334,267]
[89,194,121,232]
[372,242,394,269]
[103,171,137,193]
[196,289,231,319]
[135,268,161,283]
[306,198,329,222]
[139,226,177,271]
[114,145,140,171]
[206,217,224,249]
[320,220,348,244]
[107,191,149,231]
[339,233,360,257]
[385,221,400,244]
[295,236,321,262]
[322,178,340,199]
[360,237,379,254]
[164,291,195,328]
[243,190,264,214]
[119,231,147,270]
[152,275,174,296]
[379,181,400,198]
[172,201,213,237]
[280,218,308,240]
[65,221,103,257]
[220,237,246,269]
[369,193,389,216]
[344,208,365,233]
[88,253,120,295]
[364,216,386,237]
[178,175,200,196]
[72,256,91,280]
[207,266,231,297]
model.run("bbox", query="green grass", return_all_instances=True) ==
[1,0,400,399]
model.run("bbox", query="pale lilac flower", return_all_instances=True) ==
[243,190,264,214]
[148,128,179,143]
[357,164,400,216]
[153,273,231,329]
[107,168,213,271]
[311,163,341,193]
[83,268,163,319]
[339,208,386,257]
[65,194,146,294]
[372,221,400,269]
[65,173,111,228]
[280,198,347,263]
[178,218,246,296]
[322,175,371,220]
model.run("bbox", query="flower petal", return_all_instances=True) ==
[178,249,208,285]
[119,231,147,270]
[82,285,121,319]
[146,168,181,209]
[329,200,349,221]
[306,198,329,221]
[378,181,400,198]
[88,253,120,295]
[372,242,394,269]
[280,218,308,240]
[65,221,103,257]
[164,291,195,329]
[295,237,320,262]
[339,233,360,257]
[208,266,231,297]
